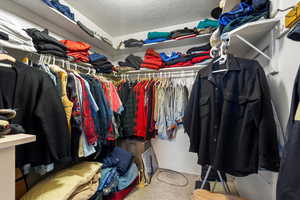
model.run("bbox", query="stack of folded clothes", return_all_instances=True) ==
[159,43,212,68]
[97,147,138,199]
[140,48,164,70]
[219,1,269,34]
[0,109,25,136]
[89,53,114,73]
[26,28,67,58]
[196,18,219,34]
[118,54,143,70]
[0,14,36,52]
[61,40,91,62]
[21,162,102,200]
[170,27,199,40]
[144,31,170,44]
[42,0,75,21]
[123,39,144,48]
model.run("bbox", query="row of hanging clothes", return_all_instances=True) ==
[115,69,201,140]
[0,50,124,175]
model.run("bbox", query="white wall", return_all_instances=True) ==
[113,20,201,47]
[235,0,300,200]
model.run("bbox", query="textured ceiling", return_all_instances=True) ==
[65,0,219,37]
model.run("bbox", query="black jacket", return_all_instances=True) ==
[0,61,71,167]
[183,56,280,176]
[277,66,300,200]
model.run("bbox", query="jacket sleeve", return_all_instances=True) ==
[183,73,202,153]
[256,63,280,171]
[34,74,71,163]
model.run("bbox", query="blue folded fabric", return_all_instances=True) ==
[98,167,119,193]
[144,38,168,44]
[100,147,133,176]
[118,163,139,190]
[89,53,108,63]
[160,52,181,62]
[42,0,75,20]
[219,3,254,26]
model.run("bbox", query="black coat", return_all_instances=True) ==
[277,67,300,200]
[183,56,280,176]
[0,61,71,167]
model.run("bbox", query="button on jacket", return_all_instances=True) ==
[183,56,280,176]
[277,67,300,200]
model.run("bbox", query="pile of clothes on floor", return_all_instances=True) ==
[25,28,68,58]
[60,40,91,62]
[97,146,139,200]
[21,162,103,200]
[120,19,218,48]
[42,0,75,21]
[89,53,114,73]
[218,0,270,34]
[140,43,212,70]
[0,14,36,52]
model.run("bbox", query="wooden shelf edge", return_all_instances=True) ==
[0,134,36,149]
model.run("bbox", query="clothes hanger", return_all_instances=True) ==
[0,47,16,68]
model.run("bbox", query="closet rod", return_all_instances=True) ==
[124,65,207,74]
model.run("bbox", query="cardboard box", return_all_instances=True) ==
[117,139,151,170]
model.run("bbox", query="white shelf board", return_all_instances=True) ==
[0,134,36,150]
[117,34,211,55]
[124,64,208,74]
[227,18,280,56]
[12,0,115,55]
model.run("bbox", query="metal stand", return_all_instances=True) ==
[200,165,231,194]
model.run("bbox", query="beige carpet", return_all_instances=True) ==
[125,169,238,200]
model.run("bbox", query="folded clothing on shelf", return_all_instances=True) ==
[26,28,67,57]
[60,40,91,62]
[0,15,35,52]
[170,28,198,39]
[147,32,170,40]
[197,18,219,29]
[118,54,143,70]
[123,39,144,48]
[144,38,168,44]
[89,53,108,63]
[42,0,75,21]
[140,48,163,70]
[89,53,113,73]
[219,2,269,34]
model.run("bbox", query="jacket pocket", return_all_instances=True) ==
[199,96,210,117]
[224,93,250,118]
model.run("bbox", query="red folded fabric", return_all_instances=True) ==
[164,61,193,68]
[60,40,91,51]
[140,63,160,70]
[104,177,138,200]
[145,48,160,57]
[175,34,197,40]
[191,55,211,64]
[143,57,163,66]
[68,51,90,63]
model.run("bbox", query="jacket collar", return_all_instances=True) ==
[200,55,241,78]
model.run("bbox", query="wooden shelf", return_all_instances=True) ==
[117,34,211,56]
[0,134,36,149]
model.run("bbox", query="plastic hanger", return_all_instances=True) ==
[0,48,16,68]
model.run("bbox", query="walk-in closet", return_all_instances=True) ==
[0,0,297,199]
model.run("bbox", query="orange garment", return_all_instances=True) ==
[60,40,91,51]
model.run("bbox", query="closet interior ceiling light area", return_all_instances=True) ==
[0,0,300,200]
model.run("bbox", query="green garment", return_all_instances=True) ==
[197,18,219,29]
[147,32,170,40]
